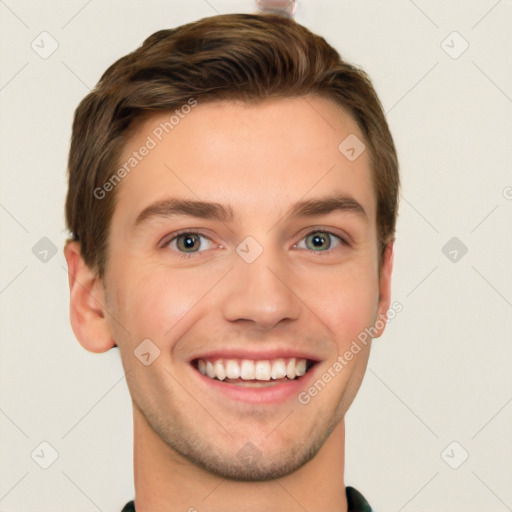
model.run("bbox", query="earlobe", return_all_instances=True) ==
[373,241,395,339]
[64,241,116,353]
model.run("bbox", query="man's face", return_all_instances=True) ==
[103,96,391,480]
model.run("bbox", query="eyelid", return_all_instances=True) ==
[159,228,220,251]
[293,229,349,253]
[294,226,351,247]
[159,226,351,255]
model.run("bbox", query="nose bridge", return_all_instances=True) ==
[221,241,301,330]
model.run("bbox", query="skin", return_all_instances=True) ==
[65,95,393,512]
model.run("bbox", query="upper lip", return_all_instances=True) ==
[189,348,322,363]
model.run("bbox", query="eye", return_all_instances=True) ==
[163,231,215,254]
[294,230,347,252]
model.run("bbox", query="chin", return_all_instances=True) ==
[180,441,322,482]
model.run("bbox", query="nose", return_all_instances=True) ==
[220,245,302,331]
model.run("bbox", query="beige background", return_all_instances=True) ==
[1,0,511,510]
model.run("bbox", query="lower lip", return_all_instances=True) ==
[191,364,318,405]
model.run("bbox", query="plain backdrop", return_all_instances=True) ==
[1,1,511,511]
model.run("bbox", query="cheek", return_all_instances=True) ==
[313,265,379,346]
[113,264,222,344]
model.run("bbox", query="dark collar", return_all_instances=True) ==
[121,485,373,511]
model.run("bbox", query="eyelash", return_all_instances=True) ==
[160,228,349,258]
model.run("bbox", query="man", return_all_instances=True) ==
[64,12,399,512]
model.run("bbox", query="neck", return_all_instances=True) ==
[132,405,348,512]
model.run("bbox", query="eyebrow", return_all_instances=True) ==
[134,194,367,228]
[290,195,367,220]
[135,198,234,226]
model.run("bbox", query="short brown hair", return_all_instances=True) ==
[65,12,399,278]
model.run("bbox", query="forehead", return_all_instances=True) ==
[112,95,376,228]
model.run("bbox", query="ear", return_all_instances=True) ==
[64,241,116,353]
[372,240,394,339]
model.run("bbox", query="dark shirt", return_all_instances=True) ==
[121,485,373,511]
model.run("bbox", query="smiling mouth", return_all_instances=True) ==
[192,357,316,387]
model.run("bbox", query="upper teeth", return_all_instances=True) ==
[197,358,308,381]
